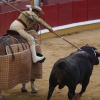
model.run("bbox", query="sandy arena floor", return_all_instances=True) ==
[2,28,100,100]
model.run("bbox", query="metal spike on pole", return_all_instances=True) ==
[52,32,81,50]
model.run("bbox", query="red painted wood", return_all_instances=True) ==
[55,0,72,4]
[0,8,27,36]
[0,3,11,14]
[0,1,30,13]
[72,0,88,23]
[43,0,72,5]
[73,11,88,23]
[40,6,45,30]
[0,13,7,36]
[88,8,100,20]
[58,2,72,25]
[88,0,100,20]
[43,4,59,27]
[6,11,19,30]
[43,0,56,5]
[88,0,100,8]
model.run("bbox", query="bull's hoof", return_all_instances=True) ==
[31,87,38,93]
[21,88,28,93]
[73,94,80,100]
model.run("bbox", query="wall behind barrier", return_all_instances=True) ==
[88,0,100,20]
[58,2,72,25]
[72,0,88,23]
[43,4,59,27]
[0,0,100,36]
[0,0,30,13]
[0,8,27,36]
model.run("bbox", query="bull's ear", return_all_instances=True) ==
[95,50,100,57]
[85,44,88,46]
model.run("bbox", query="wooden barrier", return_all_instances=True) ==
[43,4,59,27]
[88,0,100,20]
[58,2,72,26]
[72,0,88,23]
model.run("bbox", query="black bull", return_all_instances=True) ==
[47,45,100,100]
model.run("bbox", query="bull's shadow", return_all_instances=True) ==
[47,45,100,100]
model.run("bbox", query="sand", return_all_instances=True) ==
[3,28,100,100]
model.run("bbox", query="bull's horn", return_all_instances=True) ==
[95,50,100,55]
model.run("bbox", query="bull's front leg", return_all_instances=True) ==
[77,78,90,97]
[68,89,75,100]
[68,84,77,100]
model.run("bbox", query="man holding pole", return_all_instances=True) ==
[2,0,83,63]
[10,6,53,63]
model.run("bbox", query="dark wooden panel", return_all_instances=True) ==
[58,2,72,25]
[43,4,59,27]
[72,0,88,23]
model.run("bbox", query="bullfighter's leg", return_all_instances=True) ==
[47,84,57,100]
[78,77,90,97]
[30,79,38,93]
[21,84,28,92]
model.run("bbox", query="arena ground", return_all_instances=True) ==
[2,28,100,100]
